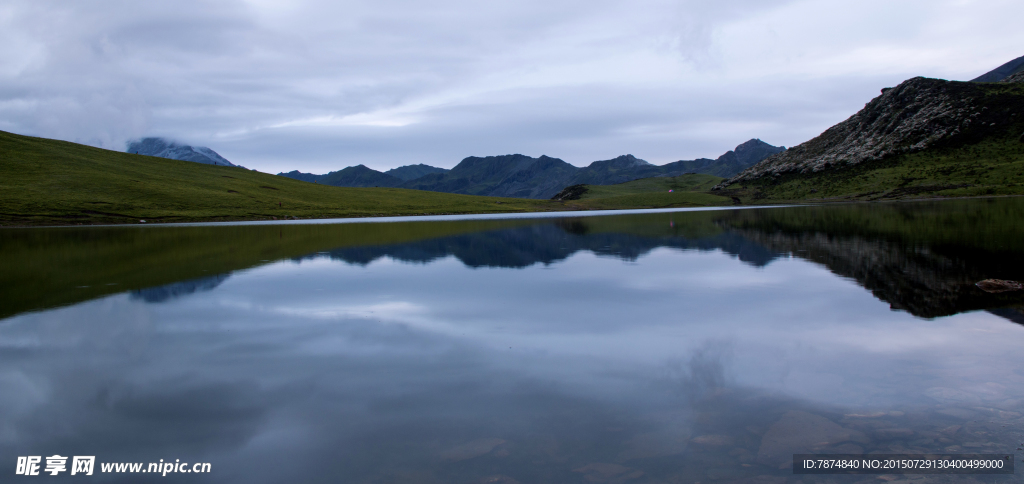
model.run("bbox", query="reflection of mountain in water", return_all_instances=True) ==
[299,215,1024,323]
[988,307,1024,325]
[297,222,782,269]
[122,203,1024,325]
[131,274,230,303]
[731,228,1024,319]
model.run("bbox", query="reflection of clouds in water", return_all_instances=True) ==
[4,234,1024,482]
[142,247,1024,412]
[663,340,733,401]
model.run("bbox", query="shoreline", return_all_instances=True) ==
[4,193,1022,229]
[0,204,791,229]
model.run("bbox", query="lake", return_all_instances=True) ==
[3,198,1024,483]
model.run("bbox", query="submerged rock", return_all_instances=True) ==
[976,279,1023,293]
[572,463,643,483]
[756,411,867,466]
[438,438,506,462]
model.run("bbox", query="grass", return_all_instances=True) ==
[718,126,1024,204]
[557,173,733,210]
[0,130,561,226]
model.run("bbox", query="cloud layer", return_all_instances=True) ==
[1,0,1022,172]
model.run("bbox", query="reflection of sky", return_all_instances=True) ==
[3,245,1024,482]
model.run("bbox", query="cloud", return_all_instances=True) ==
[0,0,1022,171]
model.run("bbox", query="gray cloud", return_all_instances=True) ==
[1,0,1022,172]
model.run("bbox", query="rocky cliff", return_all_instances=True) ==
[715,76,1024,189]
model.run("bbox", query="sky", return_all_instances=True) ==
[1,0,1022,173]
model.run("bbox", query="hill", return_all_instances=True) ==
[127,137,239,167]
[713,75,1024,203]
[0,130,559,226]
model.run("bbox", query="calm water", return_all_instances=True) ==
[3,199,1024,483]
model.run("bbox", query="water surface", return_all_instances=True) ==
[3,199,1024,483]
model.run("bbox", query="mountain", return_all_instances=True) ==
[566,155,663,186]
[279,163,447,186]
[713,71,1024,201]
[278,165,404,187]
[397,139,782,199]
[971,54,1024,82]
[276,140,781,199]
[385,164,449,181]
[657,139,785,179]
[318,165,404,188]
[401,154,579,199]
[277,170,322,183]
[127,137,239,167]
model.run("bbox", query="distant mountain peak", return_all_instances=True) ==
[127,137,238,167]
[971,54,1024,82]
[587,154,652,170]
[385,164,448,181]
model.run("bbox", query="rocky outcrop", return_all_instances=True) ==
[976,279,1023,293]
[715,77,1019,189]
[550,184,589,201]
[1002,70,1024,84]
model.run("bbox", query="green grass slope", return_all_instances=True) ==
[555,173,733,210]
[718,130,1024,204]
[0,130,558,225]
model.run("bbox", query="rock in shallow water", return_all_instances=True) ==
[976,279,1023,293]
[756,411,868,466]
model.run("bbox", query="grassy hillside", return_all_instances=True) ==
[717,129,1024,204]
[0,130,559,225]
[555,173,733,210]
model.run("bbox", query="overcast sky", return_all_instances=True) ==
[1,0,1022,173]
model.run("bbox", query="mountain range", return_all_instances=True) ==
[127,138,240,167]
[279,139,783,199]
